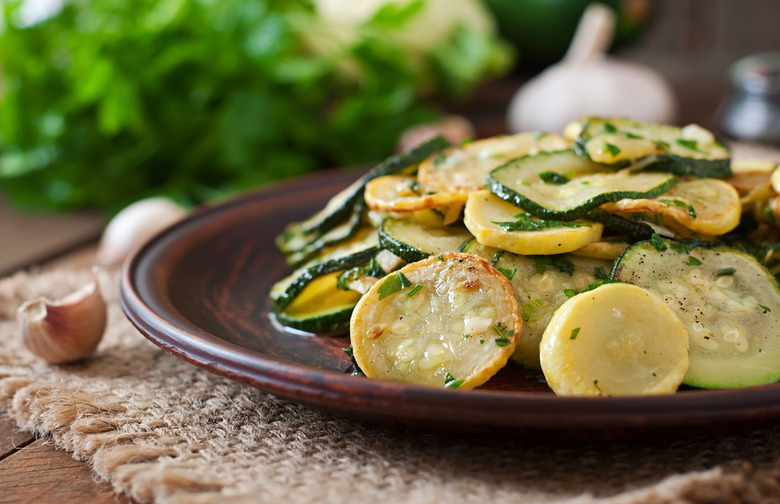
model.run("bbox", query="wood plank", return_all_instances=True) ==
[0,196,104,277]
[0,414,34,461]
[0,439,131,504]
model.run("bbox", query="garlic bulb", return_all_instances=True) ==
[17,277,107,364]
[96,197,188,267]
[507,3,676,134]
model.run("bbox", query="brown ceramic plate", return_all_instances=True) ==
[120,168,780,440]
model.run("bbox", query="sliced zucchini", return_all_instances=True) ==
[379,218,474,263]
[350,252,521,389]
[728,159,778,196]
[539,282,689,397]
[571,239,630,260]
[600,177,741,236]
[418,132,570,193]
[612,239,780,388]
[456,237,500,261]
[464,190,603,255]
[576,117,731,177]
[275,271,363,334]
[271,245,381,311]
[364,175,468,213]
[493,252,612,370]
[285,200,367,266]
[276,136,449,257]
[488,150,677,221]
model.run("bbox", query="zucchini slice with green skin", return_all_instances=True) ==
[379,218,474,263]
[350,252,521,389]
[276,136,450,256]
[539,282,689,396]
[285,199,367,266]
[493,252,613,370]
[271,245,382,311]
[418,132,570,193]
[600,177,741,236]
[276,271,364,334]
[464,190,603,255]
[612,239,780,389]
[488,150,677,221]
[576,117,731,178]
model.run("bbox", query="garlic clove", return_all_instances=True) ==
[96,197,188,268]
[17,277,107,364]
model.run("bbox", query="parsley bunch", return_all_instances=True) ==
[0,0,511,213]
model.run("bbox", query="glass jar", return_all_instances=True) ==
[719,52,780,146]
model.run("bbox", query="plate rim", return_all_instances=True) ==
[119,169,780,438]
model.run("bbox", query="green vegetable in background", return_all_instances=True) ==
[0,0,512,213]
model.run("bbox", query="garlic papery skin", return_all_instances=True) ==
[17,279,107,364]
[96,197,188,268]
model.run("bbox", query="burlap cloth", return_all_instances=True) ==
[0,267,779,503]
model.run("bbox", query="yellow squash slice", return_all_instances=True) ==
[364,175,468,214]
[492,253,612,370]
[464,190,603,255]
[350,252,521,389]
[418,132,570,193]
[600,178,741,236]
[539,282,689,397]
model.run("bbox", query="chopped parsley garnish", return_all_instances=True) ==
[650,233,668,251]
[579,279,622,294]
[479,339,485,344]
[655,140,671,151]
[715,267,736,277]
[675,138,705,153]
[533,256,575,276]
[460,137,474,147]
[538,171,570,185]
[493,214,586,233]
[337,258,386,291]
[432,153,447,166]
[603,122,617,134]
[492,324,514,347]
[444,372,464,389]
[463,333,471,339]
[669,238,701,254]
[622,131,643,139]
[594,266,608,280]
[405,179,421,195]
[570,327,580,340]
[521,299,545,322]
[377,272,412,300]
[563,288,578,298]
[604,142,621,157]
[760,304,772,313]
[687,256,703,266]
[659,198,697,218]
[405,284,423,297]
[497,266,517,281]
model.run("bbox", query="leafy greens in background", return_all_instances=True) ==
[0,0,513,213]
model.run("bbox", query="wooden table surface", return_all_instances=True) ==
[0,75,740,503]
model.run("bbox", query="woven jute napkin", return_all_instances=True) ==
[1,267,780,504]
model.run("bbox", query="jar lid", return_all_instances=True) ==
[730,52,780,95]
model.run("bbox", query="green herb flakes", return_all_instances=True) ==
[497,266,517,281]
[493,214,585,233]
[521,299,545,322]
[715,267,736,277]
[563,288,578,298]
[538,171,570,185]
[687,256,703,266]
[760,304,772,313]
[603,122,617,134]
[570,327,580,340]
[650,233,668,251]
[405,284,423,297]
[377,272,412,300]
[594,266,608,280]
[444,372,464,389]
[659,198,697,218]
[604,142,621,157]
